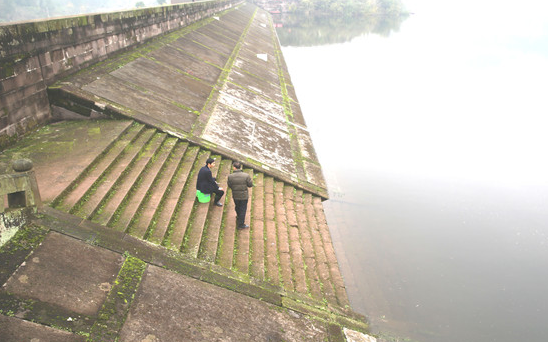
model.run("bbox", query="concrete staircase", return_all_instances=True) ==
[51,121,349,308]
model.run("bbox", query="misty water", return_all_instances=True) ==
[277,1,548,342]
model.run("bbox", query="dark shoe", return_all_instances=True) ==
[214,202,223,207]
[237,224,249,229]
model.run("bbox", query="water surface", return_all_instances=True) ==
[278,1,548,341]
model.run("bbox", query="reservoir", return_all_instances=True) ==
[278,1,548,341]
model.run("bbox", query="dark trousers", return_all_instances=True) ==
[212,188,224,203]
[234,198,248,226]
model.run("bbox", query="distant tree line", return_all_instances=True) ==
[276,10,407,46]
[280,0,407,16]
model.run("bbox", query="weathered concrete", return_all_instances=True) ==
[49,3,327,198]
[0,210,369,341]
[0,120,132,203]
[0,2,368,341]
[4,232,123,316]
[0,159,42,246]
[0,0,242,148]
[119,264,329,341]
[0,315,85,342]
[2,118,344,307]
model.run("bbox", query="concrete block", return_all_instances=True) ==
[0,315,85,342]
[50,48,65,63]
[118,265,328,341]
[0,168,42,214]
[3,232,123,316]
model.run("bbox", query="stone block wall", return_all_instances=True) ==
[0,0,242,148]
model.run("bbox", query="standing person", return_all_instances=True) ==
[196,158,224,206]
[227,161,253,229]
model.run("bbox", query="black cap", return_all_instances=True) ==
[206,158,216,165]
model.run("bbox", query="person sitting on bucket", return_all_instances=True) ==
[196,158,224,206]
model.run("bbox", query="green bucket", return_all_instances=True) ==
[196,190,211,203]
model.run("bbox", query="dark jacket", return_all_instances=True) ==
[227,170,253,200]
[196,165,218,194]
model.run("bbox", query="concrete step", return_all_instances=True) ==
[71,128,158,219]
[149,144,199,246]
[304,193,337,306]
[197,159,235,263]
[108,134,167,235]
[49,121,348,312]
[283,185,307,296]
[232,169,254,274]
[249,172,265,280]
[274,180,294,292]
[125,136,178,239]
[163,150,210,251]
[91,131,170,223]
[313,197,350,307]
[182,155,223,258]
[144,142,192,244]
[90,138,181,228]
[295,189,323,300]
[263,176,279,286]
[52,122,145,212]
[138,138,188,240]
[215,168,241,270]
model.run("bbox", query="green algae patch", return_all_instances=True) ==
[245,157,263,168]
[87,127,102,136]
[0,61,15,78]
[0,224,95,335]
[89,255,146,341]
[0,291,94,336]
[281,296,369,334]
[0,223,49,285]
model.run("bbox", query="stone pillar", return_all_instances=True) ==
[0,159,43,247]
[0,159,42,213]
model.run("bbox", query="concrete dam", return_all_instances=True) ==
[0,1,371,341]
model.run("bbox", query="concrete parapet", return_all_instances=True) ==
[0,0,243,148]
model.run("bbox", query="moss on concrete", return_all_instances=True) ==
[89,255,146,341]
[0,291,94,336]
[27,208,369,338]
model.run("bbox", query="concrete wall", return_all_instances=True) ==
[0,0,242,148]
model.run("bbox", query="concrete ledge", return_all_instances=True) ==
[0,222,49,285]
[0,291,94,336]
[0,314,86,342]
[32,206,367,332]
[0,207,370,340]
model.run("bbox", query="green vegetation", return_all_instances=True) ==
[269,0,410,46]
[284,0,407,16]
[276,8,409,46]
[89,255,146,341]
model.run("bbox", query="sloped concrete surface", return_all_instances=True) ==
[0,208,368,341]
[0,315,85,342]
[0,119,348,307]
[119,265,329,341]
[0,120,132,203]
[4,232,123,316]
[0,2,375,340]
[50,3,327,198]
